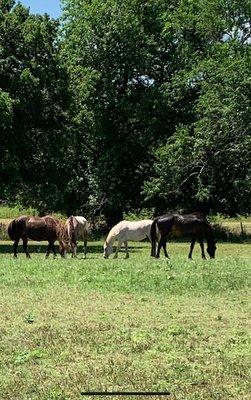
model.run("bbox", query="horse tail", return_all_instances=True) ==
[7,219,16,241]
[68,215,76,244]
[8,217,27,241]
[150,219,158,257]
[85,219,90,233]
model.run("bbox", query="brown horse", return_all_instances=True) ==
[151,213,216,259]
[8,215,68,258]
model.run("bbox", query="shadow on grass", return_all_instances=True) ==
[0,243,49,254]
[0,243,147,256]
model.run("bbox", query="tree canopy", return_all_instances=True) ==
[0,0,250,222]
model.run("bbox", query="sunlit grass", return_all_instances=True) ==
[0,241,250,399]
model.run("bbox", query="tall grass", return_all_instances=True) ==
[0,205,66,220]
[0,205,38,219]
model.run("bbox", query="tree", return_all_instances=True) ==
[0,1,74,212]
[61,0,180,224]
[144,0,251,216]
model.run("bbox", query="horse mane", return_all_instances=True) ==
[56,220,69,242]
[106,224,119,245]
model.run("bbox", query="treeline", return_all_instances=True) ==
[0,0,250,225]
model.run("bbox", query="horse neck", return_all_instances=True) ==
[106,229,117,246]
[205,225,214,245]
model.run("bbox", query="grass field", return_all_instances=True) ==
[0,241,250,400]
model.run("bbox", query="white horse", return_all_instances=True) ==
[103,219,159,259]
[65,216,89,258]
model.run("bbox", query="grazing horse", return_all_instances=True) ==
[65,216,89,258]
[151,213,216,259]
[103,220,159,259]
[8,215,67,258]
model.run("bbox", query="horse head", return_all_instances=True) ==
[207,239,217,259]
[103,241,113,258]
[56,221,70,257]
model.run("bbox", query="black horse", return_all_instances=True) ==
[151,213,216,259]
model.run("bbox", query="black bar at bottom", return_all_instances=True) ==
[81,392,171,396]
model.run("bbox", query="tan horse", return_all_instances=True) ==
[8,215,67,258]
[103,219,159,259]
[65,216,89,257]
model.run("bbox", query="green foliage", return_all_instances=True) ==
[0,1,75,213]
[0,0,250,220]
[143,0,251,216]
[60,0,179,223]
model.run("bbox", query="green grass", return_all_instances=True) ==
[0,241,250,400]
[0,205,38,219]
[0,205,65,221]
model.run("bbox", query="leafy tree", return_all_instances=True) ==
[0,1,74,212]
[1,0,250,220]
[61,0,183,224]
[144,0,251,216]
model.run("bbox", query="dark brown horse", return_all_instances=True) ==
[8,215,68,258]
[151,213,216,259]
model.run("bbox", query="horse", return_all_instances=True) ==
[150,213,216,259]
[103,219,159,259]
[65,216,89,258]
[7,215,68,258]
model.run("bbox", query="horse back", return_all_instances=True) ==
[172,213,210,237]
[70,216,89,237]
[116,220,153,241]
[155,214,175,236]
[26,215,58,241]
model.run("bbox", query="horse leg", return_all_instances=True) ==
[51,242,57,258]
[148,234,156,257]
[71,241,77,257]
[162,236,169,258]
[188,236,196,259]
[156,237,162,258]
[83,233,87,259]
[199,239,206,259]
[113,241,121,259]
[22,236,31,258]
[45,242,51,258]
[13,238,20,258]
[124,241,129,259]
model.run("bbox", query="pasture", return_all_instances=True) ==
[0,240,250,400]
